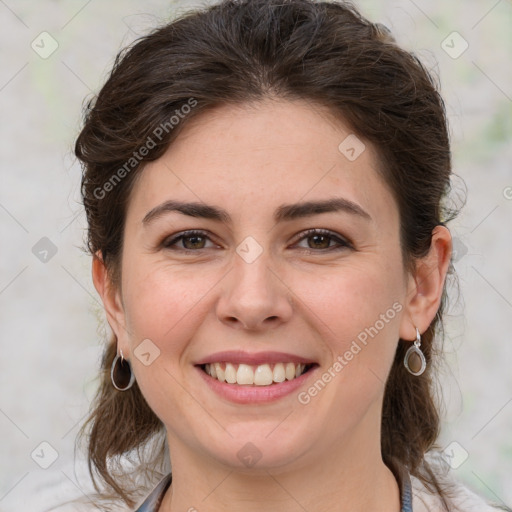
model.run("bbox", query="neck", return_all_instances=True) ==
[159,425,401,512]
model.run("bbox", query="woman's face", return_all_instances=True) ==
[106,99,419,472]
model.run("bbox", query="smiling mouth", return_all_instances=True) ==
[200,362,316,386]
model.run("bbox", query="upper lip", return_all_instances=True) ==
[195,350,317,366]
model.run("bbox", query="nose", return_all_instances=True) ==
[215,248,293,332]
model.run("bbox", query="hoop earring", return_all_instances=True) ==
[111,349,135,391]
[404,327,427,376]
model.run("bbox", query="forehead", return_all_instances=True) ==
[126,99,397,227]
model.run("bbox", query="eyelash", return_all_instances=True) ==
[161,228,352,253]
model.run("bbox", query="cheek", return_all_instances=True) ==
[119,261,218,421]
[122,261,217,345]
[292,257,404,408]
[292,260,404,347]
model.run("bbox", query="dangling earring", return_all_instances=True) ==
[404,327,427,376]
[111,348,135,391]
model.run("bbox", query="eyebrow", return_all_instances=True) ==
[142,197,372,226]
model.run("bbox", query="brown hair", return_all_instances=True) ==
[73,0,471,509]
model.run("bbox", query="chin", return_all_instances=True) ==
[202,421,313,471]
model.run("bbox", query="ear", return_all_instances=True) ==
[399,225,452,341]
[92,252,130,351]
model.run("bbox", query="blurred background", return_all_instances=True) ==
[0,0,511,510]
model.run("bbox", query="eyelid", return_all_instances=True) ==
[161,229,219,250]
[290,228,352,251]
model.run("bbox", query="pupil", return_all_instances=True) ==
[311,234,328,249]
[185,235,204,249]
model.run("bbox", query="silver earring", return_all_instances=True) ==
[404,327,426,376]
[111,348,135,391]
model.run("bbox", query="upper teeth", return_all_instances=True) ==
[204,362,308,385]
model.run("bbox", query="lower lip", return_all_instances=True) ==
[196,365,318,404]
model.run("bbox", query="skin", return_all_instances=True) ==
[93,98,452,512]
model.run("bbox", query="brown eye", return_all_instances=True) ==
[307,233,331,249]
[182,234,207,249]
[294,229,351,252]
[162,230,216,251]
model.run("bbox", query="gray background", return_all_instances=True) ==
[0,0,511,510]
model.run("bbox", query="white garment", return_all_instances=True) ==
[44,480,504,512]
[411,473,506,512]
[13,466,504,511]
